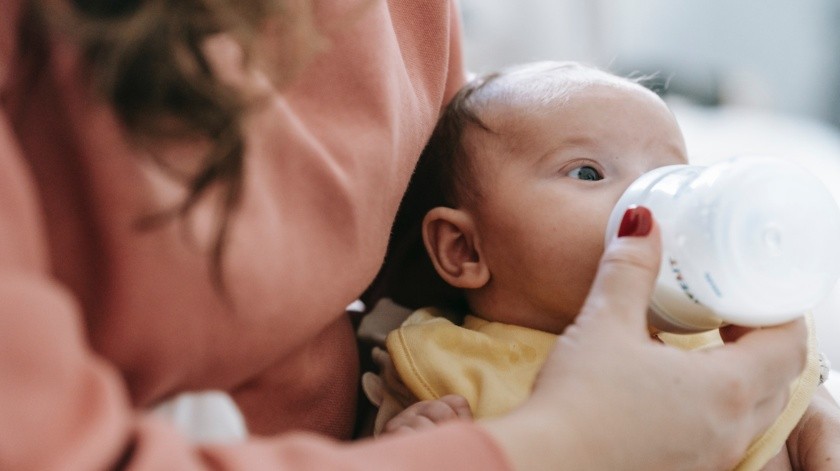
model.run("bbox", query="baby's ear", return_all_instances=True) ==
[422,207,490,289]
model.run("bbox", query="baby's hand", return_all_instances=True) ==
[381,395,473,435]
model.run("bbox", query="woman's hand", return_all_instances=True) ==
[481,208,808,471]
[786,386,840,470]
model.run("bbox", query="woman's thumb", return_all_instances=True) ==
[578,206,662,334]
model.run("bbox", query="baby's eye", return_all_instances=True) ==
[567,165,603,181]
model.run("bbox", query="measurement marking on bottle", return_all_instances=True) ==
[669,257,701,304]
[704,272,722,298]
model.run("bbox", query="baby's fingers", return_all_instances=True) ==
[437,394,473,419]
[382,395,472,434]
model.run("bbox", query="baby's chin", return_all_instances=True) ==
[472,306,576,335]
[524,312,579,336]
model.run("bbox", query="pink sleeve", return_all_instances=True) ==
[137,420,509,470]
[0,0,21,90]
[444,0,468,104]
[0,111,130,469]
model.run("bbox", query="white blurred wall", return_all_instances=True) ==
[459,0,840,124]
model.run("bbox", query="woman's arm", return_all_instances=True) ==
[787,386,840,470]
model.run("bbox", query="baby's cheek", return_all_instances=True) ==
[557,241,605,304]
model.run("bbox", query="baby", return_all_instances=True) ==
[361,62,821,471]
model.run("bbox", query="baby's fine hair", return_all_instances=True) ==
[419,61,635,209]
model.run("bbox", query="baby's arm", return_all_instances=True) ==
[785,386,840,470]
[362,347,473,435]
[759,448,793,471]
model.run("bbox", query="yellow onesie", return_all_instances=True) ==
[385,307,821,471]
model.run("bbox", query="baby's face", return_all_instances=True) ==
[464,75,687,333]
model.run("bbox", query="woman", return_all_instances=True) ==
[0,0,833,469]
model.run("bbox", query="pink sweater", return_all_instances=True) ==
[0,1,511,469]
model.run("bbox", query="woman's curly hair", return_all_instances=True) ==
[25,0,323,290]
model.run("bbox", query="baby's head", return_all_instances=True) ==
[419,61,688,334]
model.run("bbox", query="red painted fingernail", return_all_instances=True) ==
[617,205,652,237]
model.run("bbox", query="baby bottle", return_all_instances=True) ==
[604,155,840,333]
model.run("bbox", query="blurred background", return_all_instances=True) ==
[459,0,840,124]
[458,0,840,369]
